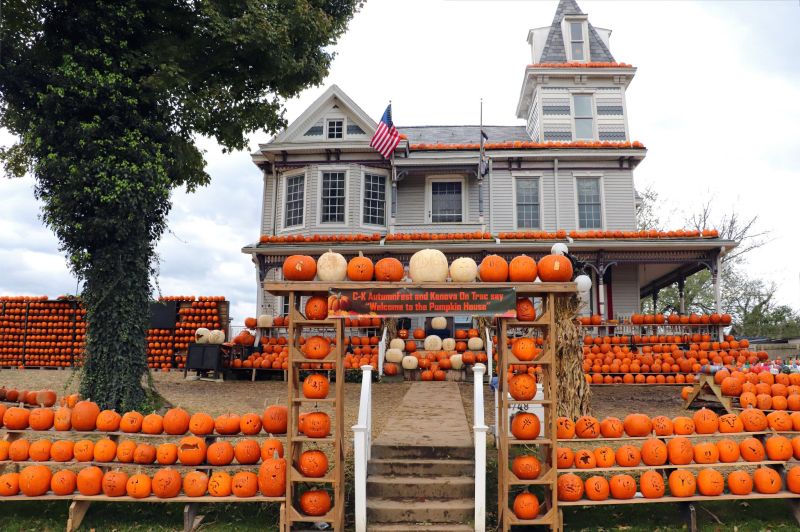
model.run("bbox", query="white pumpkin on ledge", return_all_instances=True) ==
[409,249,449,282]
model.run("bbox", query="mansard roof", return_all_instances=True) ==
[540,0,614,63]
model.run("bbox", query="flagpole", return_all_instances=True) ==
[478,99,485,230]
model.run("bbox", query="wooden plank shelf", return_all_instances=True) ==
[559,459,786,473]
[559,490,800,507]
[289,466,335,484]
[557,430,797,443]
[509,399,552,406]
[506,508,559,526]
[291,397,337,404]
[507,468,556,486]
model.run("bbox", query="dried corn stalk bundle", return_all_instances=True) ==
[554,294,591,417]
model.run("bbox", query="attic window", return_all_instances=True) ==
[566,18,589,62]
[327,119,343,139]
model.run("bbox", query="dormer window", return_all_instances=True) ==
[564,16,589,62]
[570,22,586,61]
[327,119,343,139]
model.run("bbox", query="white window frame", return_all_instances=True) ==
[316,166,350,227]
[360,167,390,229]
[512,173,543,230]
[571,92,596,141]
[326,118,345,139]
[573,173,605,230]
[425,175,467,224]
[564,15,589,62]
[280,169,307,231]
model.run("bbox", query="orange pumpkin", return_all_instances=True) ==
[0,473,18,496]
[374,258,404,282]
[258,453,286,496]
[650,416,673,436]
[283,255,317,281]
[240,413,263,435]
[303,373,330,399]
[214,413,241,435]
[19,465,51,496]
[671,416,695,435]
[584,476,609,501]
[298,450,329,478]
[511,455,541,480]
[765,435,793,461]
[51,469,77,496]
[152,468,182,498]
[183,471,209,497]
[639,470,665,499]
[727,470,753,495]
[207,441,235,466]
[512,491,540,519]
[641,438,668,466]
[478,255,509,282]
[668,470,696,497]
[77,466,103,495]
[261,439,285,461]
[28,408,55,431]
[574,416,600,439]
[615,445,641,467]
[718,413,743,433]
[508,255,538,282]
[71,401,100,431]
[93,439,117,462]
[537,254,573,282]
[511,413,540,440]
[667,437,693,465]
[102,470,129,497]
[511,337,537,361]
[305,296,328,320]
[126,473,152,499]
[515,297,536,321]
[178,436,208,466]
[556,417,575,439]
[156,443,178,465]
[599,417,624,438]
[692,408,719,434]
[623,413,652,437]
[739,437,766,462]
[693,441,719,464]
[74,440,94,462]
[557,447,574,469]
[299,489,332,516]
[163,407,190,435]
[786,465,800,494]
[717,439,741,463]
[3,407,30,430]
[347,252,374,281]
[508,373,537,400]
[29,439,52,461]
[50,440,74,462]
[120,411,144,433]
[696,468,724,496]
[302,412,330,438]
[557,473,584,501]
[739,408,767,432]
[303,336,331,360]
[262,405,288,434]
[593,446,615,468]
[609,474,637,499]
[753,466,782,494]
[142,413,164,434]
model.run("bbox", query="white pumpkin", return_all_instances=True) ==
[551,243,569,256]
[431,317,447,330]
[317,250,348,281]
[401,355,419,370]
[256,314,273,328]
[467,337,484,351]
[385,348,404,364]
[195,328,211,344]
[449,257,478,282]
[441,338,456,352]
[208,330,225,344]
[424,335,443,351]
[409,249,449,282]
[389,338,406,351]
[450,354,464,370]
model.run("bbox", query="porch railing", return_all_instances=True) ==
[473,363,489,532]
[352,365,373,532]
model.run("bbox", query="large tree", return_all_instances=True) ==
[0,0,361,410]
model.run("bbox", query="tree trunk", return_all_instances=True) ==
[79,244,151,411]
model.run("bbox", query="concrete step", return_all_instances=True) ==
[368,523,474,532]
[367,497,474,523]
[367,475,474,499]
[371,444,473,460]
[368,458,474,476]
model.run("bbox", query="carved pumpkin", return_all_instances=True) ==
[786,465,800,494]
[753,466,782,494]
[599,417,624,438]
[126,473,151,499]
[102,470,129,497]
[298,450,329,478]
[537,254,573,282]
[615,445,641,467]
[739,408,768,432]
[163,407,190,435]
[258,453,287,496]
[574,449,596,469]
[262,405,288,434]
[692,408,719,434]
[283,255,317,281]
[693,441,719,464]
[73,440,94,462]
[584,476,610,501]
[718,413,743,433]
[93,439,117,462]
[50,440,74,462]
[183,471,209,497]
[178,436,208,466]
[299,489,332,516]
[765,435,793,461]
[261,439,284,461]
[593,446,615,468]
[728,470,753,495]
[717,439,741,463]
[574,416,600,439]
[557,447,574,469]
[671,416,695,435]
[609,474,637,499]
[667,437,693,465]
[515,297,536,321]
[651,416,673,436]
[54,408,71,431]
[153,468,182,498]
[557,473,584,501]
[511,337,537,361]
[18,465,51,496]
[303,374,330,399]
[77,466,103,495]
[302,412,330,438]
[26,440,49,462]
[195,328,211,344]
[767,410,793,431]
[120,411,143,433]
[739,437,766,462]
[116,440,137,463]
[133,443,157,465]
[511,455,541,480]
[512,491,540,519]
[142,413,164,434]
[231,471,258,498]
[240,413,263,435]
[8,439,30,461]
[0,472,20,496]
[317,250,347,281]
[511,413,540,440]
[207,441,235,466]
[696,468,724,496]
[214,413,241,435]
[409,249,449,282]
[156,443,178,465]
[375,257,404,282]
[509,373,537,401]
[639,470,665,499]
[449,257,478,282]
[347,252,374,281]
[303,336,331,360]
[641,438,668,466]
[479,255,509,282]
[556,417,575,439]
[305,296,328,320]
[51,469,77,496]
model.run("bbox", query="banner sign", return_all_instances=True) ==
[328,287,516,318]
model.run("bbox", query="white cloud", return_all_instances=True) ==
[1,0,798,319]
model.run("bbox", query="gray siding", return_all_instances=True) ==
[602,171,637,230]
[557,173,577,229]
[395,173,480,226]
[611,265,639,318]
[260,171,275,235]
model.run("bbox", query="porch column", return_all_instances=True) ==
[713,253,723,341]
[390,177,398,232]
[678,276,685,314]
[652,291,659,313]
[478,176,484,229]
[253,255,264,314]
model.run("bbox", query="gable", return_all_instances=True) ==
[270,85,377,145]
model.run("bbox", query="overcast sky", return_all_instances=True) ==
[1,0,798,323]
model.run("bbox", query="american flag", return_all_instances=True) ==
[370,104,401,159]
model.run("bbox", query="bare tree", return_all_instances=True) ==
[635,186,663,231]
[687,199,770,265]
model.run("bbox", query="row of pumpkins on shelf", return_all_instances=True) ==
[556,408,800,440]
[283,247,574,283]
[556,466,800,502]
[0,465,333,517]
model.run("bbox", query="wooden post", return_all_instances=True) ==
[66,500,91,532]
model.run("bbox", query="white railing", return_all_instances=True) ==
[486,326,499,445]
[352,365,373,532]
[473,363,489,532]
[378,327,387,376]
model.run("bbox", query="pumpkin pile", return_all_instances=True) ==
[0,388,58,407]
[282,249,574,285]
[716,369,800,411]
[582,333,760,385]
[385,326,488,380]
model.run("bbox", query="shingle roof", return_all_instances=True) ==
[397,125,530,145]
[540,0,614,63]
